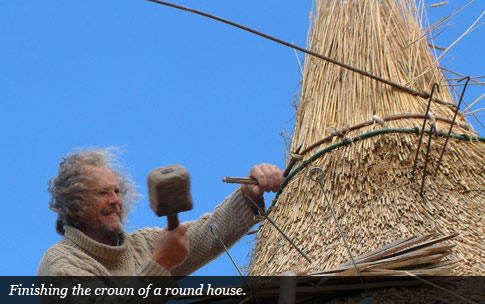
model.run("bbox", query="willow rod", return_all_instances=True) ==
[146,0,455,108]
[299,113,471,155]
[283,112,472,176]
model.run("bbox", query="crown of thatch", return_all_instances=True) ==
[250,0,484,276]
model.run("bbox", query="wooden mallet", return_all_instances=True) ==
[148,164,193,231]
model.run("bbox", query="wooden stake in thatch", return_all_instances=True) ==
[250,0,484,277]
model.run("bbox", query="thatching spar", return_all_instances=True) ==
[250,0,484,276]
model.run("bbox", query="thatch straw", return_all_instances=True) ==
[250,0,484,277]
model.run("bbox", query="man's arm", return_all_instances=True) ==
[171,187,259,276]
[146,164,284,276]
[136,164,283,276]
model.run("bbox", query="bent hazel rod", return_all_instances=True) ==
[244,195,312,264]
[146,0,455,108]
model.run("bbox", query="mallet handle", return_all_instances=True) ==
[167,214,179,231]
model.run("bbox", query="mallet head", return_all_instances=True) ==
[147,164,193,220]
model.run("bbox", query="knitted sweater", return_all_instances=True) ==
[38,189,259,276]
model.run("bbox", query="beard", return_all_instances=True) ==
[100,224,124,246]
[76,205,125,245]
[98,210,124,239]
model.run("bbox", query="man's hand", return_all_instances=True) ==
[241,163,284,203]
[152,223,189,271]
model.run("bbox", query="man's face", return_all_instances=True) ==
[80,166,124,244]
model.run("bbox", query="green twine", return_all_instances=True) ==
[270,128,484,211]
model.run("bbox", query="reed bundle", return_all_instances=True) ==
[250,0,484,277]
[181,234,484,303]
[312,233,459,277]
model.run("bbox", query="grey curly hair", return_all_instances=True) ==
[48,148,139,235]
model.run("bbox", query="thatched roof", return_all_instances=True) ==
[250,0,484,276]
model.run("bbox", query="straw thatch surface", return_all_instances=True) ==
[250,0,484,276]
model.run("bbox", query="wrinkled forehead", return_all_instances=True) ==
[82,166,120,189]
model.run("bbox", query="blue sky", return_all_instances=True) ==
[0,1,483,276]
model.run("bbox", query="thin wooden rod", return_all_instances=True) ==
[283,112,472,176]
[146,0,456,108]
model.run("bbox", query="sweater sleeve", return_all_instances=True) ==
[131,188,260,276]
[171,188,260,276]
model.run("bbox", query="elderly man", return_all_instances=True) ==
[38,149,283,277]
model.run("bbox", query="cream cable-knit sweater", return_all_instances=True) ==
[38,189,259,276]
